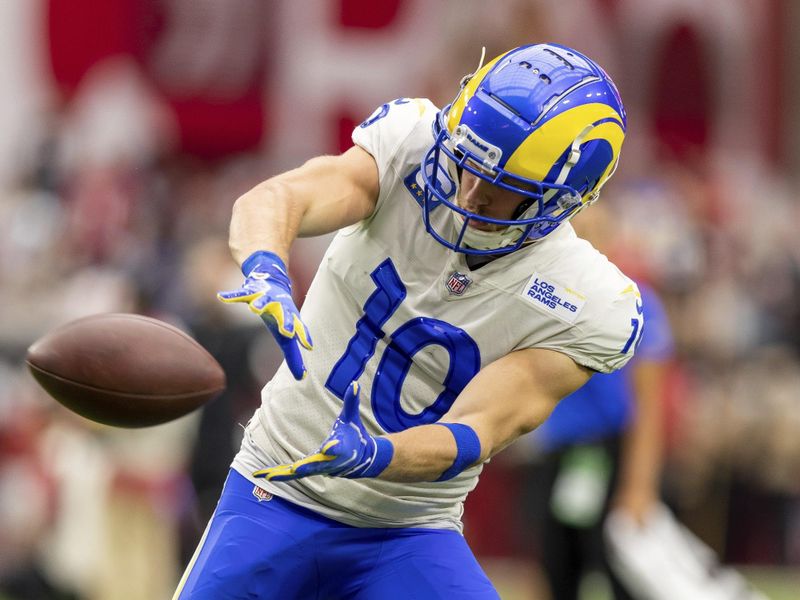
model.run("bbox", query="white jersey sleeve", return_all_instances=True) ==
[352,97,437,213]
[513,235,643,374]
[554,277,643,373]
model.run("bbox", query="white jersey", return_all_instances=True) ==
[233,98,642,532]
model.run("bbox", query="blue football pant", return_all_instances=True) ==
[174,469,499,599]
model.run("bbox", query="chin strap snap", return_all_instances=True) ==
[556,124,594,186]
[541,123,595,206]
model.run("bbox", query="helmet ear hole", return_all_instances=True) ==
[560,139,614,197]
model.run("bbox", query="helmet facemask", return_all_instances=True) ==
[421,110,586,255]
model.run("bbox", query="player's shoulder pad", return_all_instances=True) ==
[579,275,643,373]
[351,98,437,170]
[513,226,645,373]
[358,97,436,131]
[521,230,645,373]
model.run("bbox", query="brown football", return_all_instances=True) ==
[26,313,226,428]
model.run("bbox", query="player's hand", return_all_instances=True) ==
[254,382,393,481]
[217,250,312,380]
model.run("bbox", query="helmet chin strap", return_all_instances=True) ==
[452,213,524,251]
[541,123,595,205]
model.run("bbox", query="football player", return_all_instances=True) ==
[174,43,641,599]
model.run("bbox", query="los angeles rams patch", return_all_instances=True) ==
[521,273,586,323]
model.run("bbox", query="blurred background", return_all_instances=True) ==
[1,1,799,599]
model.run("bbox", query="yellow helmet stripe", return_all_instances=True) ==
[581,120,625,190]
[447,54,505,131]
[505,103,624,182]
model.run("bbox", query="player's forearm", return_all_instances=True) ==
[379,424,473,482]
[617,403,662,492]
[614,361,667,512]
[228,150,379,267]
[374,349,591,483]
[229,179,304,266]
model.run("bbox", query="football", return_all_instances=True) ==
[26,313,226,428]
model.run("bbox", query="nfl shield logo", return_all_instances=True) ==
[252,485,273,502]
[446,271,472,296]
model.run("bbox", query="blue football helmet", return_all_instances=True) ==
[421,43,627,255]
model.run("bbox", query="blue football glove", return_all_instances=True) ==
[217,251,312,380]
[253,382,394,481]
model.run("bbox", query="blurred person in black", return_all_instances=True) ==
[519,201,767,600]
[521,277,672,600]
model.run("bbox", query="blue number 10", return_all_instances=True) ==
[621,299,645,354]
[326,259,481,433]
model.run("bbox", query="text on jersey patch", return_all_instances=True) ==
[521,273,586,324]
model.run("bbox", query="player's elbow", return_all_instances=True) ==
[468,408,552,462]
[231,178,286,222]
[500,396,559,453]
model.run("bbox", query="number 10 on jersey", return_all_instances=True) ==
[326,259,481,433]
